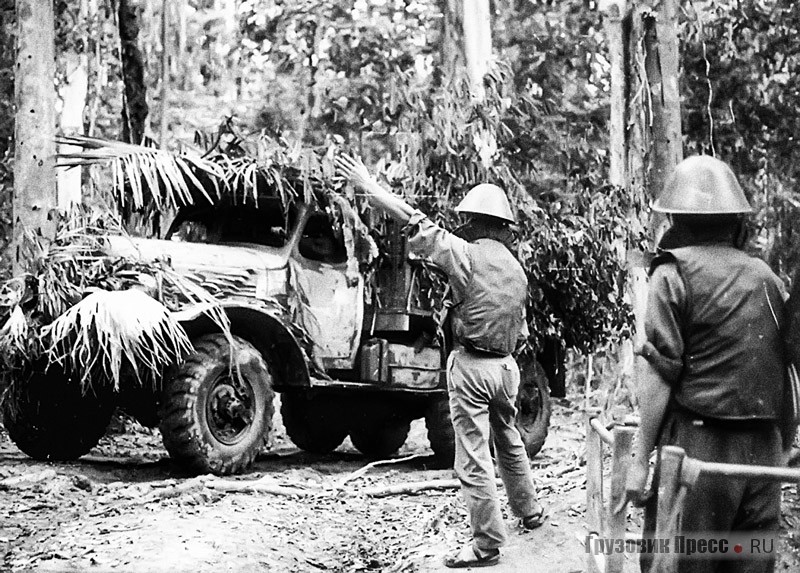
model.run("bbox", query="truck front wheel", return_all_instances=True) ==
[1,365,114,461]
[159,334,274,475]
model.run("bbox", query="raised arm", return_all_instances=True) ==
[334,155,415,224]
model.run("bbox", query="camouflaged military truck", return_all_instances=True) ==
[1,192,551,475]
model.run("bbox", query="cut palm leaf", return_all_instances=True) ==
[56,134,224,210]
[41,289,193,391]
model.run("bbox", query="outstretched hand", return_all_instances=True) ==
[333,153,415,224]
[334,154,375,191]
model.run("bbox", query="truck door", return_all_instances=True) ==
[291,210,364,370]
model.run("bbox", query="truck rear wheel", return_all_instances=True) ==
[280,393,348,454]
[424,395,455,467]
[350,421,410,459]
[159,334,274,475]
[1,365,114,461]
[516,353,551,458]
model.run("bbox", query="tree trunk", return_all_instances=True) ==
[0,5,15,275]
[437,0,464,84]
[84,0,100,137]
[117,0,149,144]
[13,0,58,271]
[159,0,169,148]
[0,4,14,162]
[462,0,492,100]
[177,0,188,89]
[642,0,682,240]
[58,0,90,210]
[218,0,239,102]
[621,0,683,346]
[602,0,628,189]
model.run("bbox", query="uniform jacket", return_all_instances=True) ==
[646,244,785,420]
[405,211,527,356]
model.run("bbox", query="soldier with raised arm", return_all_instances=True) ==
[336,155,545,568]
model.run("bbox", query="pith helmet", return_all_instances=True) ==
[653,155,752,214]
[455,183,516,223]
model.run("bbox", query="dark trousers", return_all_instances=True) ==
[641,410,782,573]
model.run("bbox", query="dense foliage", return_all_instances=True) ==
[6,0,800,359]
[231,0,637,354]
[680,0,800,281]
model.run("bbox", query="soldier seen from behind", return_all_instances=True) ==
[335,154,545,569]
[617,155,798,573]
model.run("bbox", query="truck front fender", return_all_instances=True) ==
[175,301,312,390]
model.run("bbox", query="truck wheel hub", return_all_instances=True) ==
[207,376,255,445]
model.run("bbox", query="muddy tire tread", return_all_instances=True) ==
[159,334,274,475]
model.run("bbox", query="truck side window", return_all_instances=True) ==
[299,213,347,264]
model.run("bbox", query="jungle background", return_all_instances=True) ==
[1,0,800,572]
[3,0,800,371]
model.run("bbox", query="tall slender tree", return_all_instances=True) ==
[438,0,465,83]
[13,0,58,271]
[57,0,89,209]
[117,0,149,144]
[643,0,682,211]
[462,0,492,100]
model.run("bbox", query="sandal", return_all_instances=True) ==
[521,502,547,530]
[444,544,500,568]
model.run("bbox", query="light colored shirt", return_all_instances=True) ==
[404,210,529,342]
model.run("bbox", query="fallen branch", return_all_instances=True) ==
[363,477,502,498]
[0,469,57,490]
[206,476,311,497]
[333,453,429,491]
[147,476,209,500]
[550,462,582,478]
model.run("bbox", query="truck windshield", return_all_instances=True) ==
[167,203,294,248]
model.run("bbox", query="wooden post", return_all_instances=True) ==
[608,425,635,573]
[13,0,58,271]
[585,415,605,534]
[654,445,685,573]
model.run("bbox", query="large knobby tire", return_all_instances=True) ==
[1,366,114,461]
[159,334,274,475]
[515,353,552,458]
[424,394,455,467]
[350,421,411,459]
[280,393,349,454]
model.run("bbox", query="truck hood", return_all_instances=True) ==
[104,236,288,272]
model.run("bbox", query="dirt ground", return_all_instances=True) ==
[1,397,799,573]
